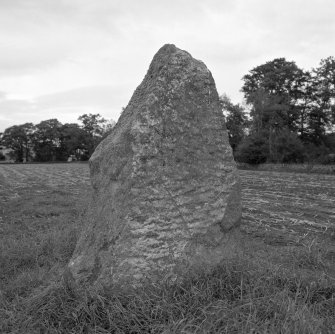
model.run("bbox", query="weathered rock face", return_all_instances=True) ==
[68,44,241,286]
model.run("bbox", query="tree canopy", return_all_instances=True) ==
[234,56,335,164]
[0,114,114,162]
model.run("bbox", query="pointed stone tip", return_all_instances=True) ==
[147,43,194,76]
[159,43,177,51]
[155,44,178,56]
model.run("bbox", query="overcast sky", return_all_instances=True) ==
[1,0,334,132]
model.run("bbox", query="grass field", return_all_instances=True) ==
[0,163,335,333]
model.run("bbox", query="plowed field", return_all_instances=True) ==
[0,163,334,244]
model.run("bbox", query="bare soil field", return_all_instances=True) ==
[238,162,335,175]
[0,162,90,202]
[239,169,335,246]
[0,163,90,240]
[0,163,335,333]
[1,163,334,243]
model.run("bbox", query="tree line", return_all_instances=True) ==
[223,56,335,164]
[1,56,335,164]
[0,114,115,162]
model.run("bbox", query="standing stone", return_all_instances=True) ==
[68,44,241,287]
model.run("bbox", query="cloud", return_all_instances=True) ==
[0,98,37,130]
[35,85,130,112]
[1,0,335,129]
[0,0,238,74]
[0,91,7,100]
[0,85,127,131]
[237,0,335,61]
[0,0,121,75]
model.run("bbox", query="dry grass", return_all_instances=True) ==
[0,163,334,333]
[240,169,335,246]
[238,162,335,175]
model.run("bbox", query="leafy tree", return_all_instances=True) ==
[32,119,62,162]
[220,94,249,151]
[1,115,116,162]
[294,70,315,141]
[1,123,35,162]
[272,129,305,163]
[237,127,305,164]
[240,57,335,163]
[324,133,335,151]
[78,113,107,157]
[58,123,89,161]
[235,132,269,164]
[242,58,305,134]
[307,56,335,144]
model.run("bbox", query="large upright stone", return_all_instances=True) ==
[68,44,241,286]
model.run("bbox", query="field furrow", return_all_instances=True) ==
[239,170,335,243]
[0,164,334,244]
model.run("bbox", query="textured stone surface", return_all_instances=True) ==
[68,44,241,286]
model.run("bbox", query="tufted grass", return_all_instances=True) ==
[10,250,335,334]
